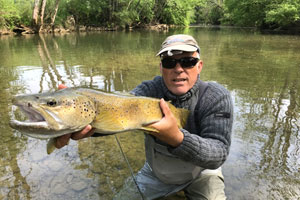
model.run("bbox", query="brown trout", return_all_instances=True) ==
[10,88,190,140]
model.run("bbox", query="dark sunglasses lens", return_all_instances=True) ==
[180,57,199,68]
[161,58,176,69]
[161,57,199,69]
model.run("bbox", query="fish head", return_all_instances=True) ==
[10,88,96,139]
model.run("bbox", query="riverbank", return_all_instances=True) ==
[0,24,170,36]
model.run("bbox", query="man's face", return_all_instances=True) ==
[160,51,203,96]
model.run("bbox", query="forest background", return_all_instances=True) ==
[1,0,300,33]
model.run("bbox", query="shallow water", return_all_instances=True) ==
[0,27,300,199]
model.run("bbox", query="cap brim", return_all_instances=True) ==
[156,45,198,56]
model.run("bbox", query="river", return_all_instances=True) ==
[0,27,299,199]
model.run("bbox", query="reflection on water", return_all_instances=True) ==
[0,28,300,199]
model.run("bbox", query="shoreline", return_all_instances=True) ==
[0,24,170,36]
[2,24,299,36]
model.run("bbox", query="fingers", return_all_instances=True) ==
[55,125,95,149]
[71,125,95,140]
[159,98,171,116]
[58,84,67,90]
[55,85,94,150]
[148,98,184,147]
[55,133,71,149]
[148,99,171,130]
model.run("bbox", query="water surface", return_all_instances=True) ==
[0,27,300,199]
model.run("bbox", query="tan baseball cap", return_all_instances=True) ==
[156,34,200,56]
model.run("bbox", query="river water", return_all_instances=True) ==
[0,27,299,199]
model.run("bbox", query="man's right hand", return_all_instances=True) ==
[55,125,95,148]
[55,84,95,149]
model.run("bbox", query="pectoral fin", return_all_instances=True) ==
[47,138,57,154]
[92,115,127,133]
[93,109,138,133]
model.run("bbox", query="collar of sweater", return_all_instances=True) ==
[161,76,201,103]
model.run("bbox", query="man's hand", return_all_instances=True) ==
[55,84,95,149]
[148,99,184,147]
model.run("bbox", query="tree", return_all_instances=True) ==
[223,0,300,29]
[0,0,19,28]
[50,0,61,29]
[32,0,47,32]
[32,0,62,32]
[153,0,199,25]
[224,0,268,27]
[32,0,40,26]
[193,0,224,25]
[265,1,300,29]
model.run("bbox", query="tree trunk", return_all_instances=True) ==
[32,0,40,30]
[39,0,47,31]
[50,0,60,30]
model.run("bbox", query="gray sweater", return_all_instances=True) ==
[131,76,233,169]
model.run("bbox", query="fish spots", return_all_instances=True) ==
[74,100,95,119]
[55,96,96,122]
[124,102,140,117]
[71,99,77,109]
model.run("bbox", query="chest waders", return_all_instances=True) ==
[145,81,209,185]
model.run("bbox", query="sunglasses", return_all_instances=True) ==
[161,57,199,69]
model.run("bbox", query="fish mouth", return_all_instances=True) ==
[10,103,47,124]
[9,103,51,138]
[10,101,71,139]
[17,103,45,122]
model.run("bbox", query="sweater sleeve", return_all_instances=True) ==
[169,83,233,169]
[130,76,162,98]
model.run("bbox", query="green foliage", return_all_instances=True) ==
[55,0,69,25]
[0,0,33,28]
[157,0,200,25]
[0,0,20,28]
[16,0,34,26]
[127,0,155,26]
[160,0,190,25]
[224,0,268,27]
[1,0,300,31]
[265,1,300,28]
[208,6,223,25]
[224,0,300,29]
[193,0,224,25]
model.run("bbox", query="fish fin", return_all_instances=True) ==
[140,124,159,133]
[47,138,57,154]
[92,111,128,132]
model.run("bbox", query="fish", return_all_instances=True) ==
[9,88,190,152]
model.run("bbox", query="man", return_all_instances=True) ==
[56,34,233,200]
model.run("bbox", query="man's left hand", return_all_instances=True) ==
[148,99,184,147]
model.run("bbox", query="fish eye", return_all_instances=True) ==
[47,100,57,106]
